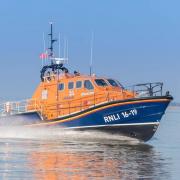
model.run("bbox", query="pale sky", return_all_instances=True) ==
[0,0,179,101]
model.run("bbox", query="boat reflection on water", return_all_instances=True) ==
[26,137,170,179]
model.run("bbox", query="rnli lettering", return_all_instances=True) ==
[104,114,120,123]
[81,92,94,96]
[104,109,138,123]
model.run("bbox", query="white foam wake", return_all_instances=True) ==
[0,125,140,145]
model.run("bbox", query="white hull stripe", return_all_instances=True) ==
[63,122,160,130]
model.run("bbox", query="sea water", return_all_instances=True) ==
[0,108,179,179]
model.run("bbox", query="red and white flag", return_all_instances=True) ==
[39,52,48,59]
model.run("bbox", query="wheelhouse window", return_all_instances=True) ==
[84,80,94,90]
[68,82,74,89]
[58,83,64,91]
[107,79,119,87]
[95,79,108,87]
[76,81,82,89]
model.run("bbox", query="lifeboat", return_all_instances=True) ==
[0,24,173,141]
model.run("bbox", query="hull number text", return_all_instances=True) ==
[103,109,138,123]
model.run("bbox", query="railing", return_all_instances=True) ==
[0,99,42,117]
[126,82,163,98]
[42,92,127,119]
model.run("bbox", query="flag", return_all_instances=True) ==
[39,52,48,59]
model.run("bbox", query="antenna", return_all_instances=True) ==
[42,32,46,65]
[63,37,66,60]
[58,33,61,58]
[48,22,57,61]
[43,32,46,52]
[66,39,69,64]
[90,31,94,76]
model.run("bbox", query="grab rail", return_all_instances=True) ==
[126,82,163,97]
[0,99,42,117]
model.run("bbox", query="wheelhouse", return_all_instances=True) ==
[30,72,135,119]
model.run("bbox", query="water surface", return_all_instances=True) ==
[0,109,179,179]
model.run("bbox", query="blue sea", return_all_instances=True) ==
[0,108,179,179]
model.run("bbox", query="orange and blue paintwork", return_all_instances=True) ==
[0,24,173,141]
[1,71,171,141]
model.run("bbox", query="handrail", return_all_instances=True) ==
[42,91,124,119]
[125,82,163,97]
[0,99,42,117]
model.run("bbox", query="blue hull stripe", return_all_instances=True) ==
[26,98,171,127]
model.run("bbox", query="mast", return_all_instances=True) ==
[40,23,69,82]
[48,23,59,116]
[48,22,57,62]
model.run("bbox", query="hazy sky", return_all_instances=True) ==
[0,0,179,101]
